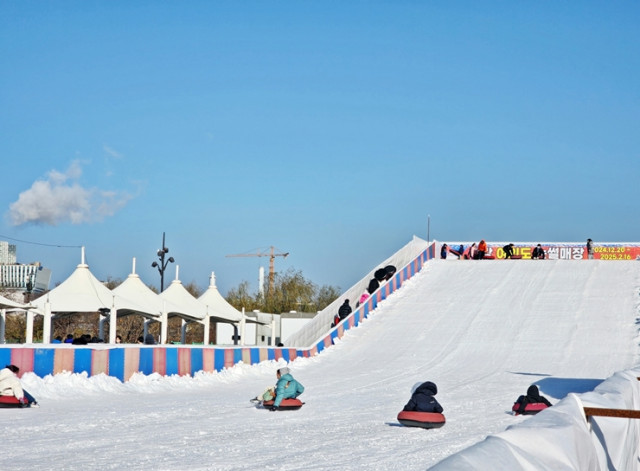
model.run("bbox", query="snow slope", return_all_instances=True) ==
[2,259,639,471]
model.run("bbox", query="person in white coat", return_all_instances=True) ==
[0,365,38,407]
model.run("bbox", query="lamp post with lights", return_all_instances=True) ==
[151,232,174,292]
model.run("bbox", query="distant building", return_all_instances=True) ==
[0,241,51,298]
[0,263,52,294]
[0,241,17,264]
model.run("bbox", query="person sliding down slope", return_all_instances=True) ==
[0,365,38,407]
[270,367,304,411]
[403,381,443,413]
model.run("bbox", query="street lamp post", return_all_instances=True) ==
[151,232,175,292]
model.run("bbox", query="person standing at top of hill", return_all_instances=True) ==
[440,243,448,259]
[503,243,514,259]
[586,238,594,259]
[476,240,487,259]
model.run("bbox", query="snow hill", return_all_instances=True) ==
[3,259,639,470]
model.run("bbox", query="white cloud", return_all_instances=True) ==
[103,145,124,159]
[7,160,133,226]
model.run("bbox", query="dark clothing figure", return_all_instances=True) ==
[338,300,352,320]
[374,268,387,282]
[515,385,552,415]
[503,243,514,259]
[144,334,157,345]
[586,239,594,259]
[383,265,396,281]
[403,381,443,413]
[72,334,90,345]
[440,244,448,259]
[367,278,379,294]
[532,244,545,259]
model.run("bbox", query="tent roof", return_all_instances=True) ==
[159,276,208,322]
[112,271,185,319]
[0,294,32,310]
[30,260,157,317]
[197,272,243,323]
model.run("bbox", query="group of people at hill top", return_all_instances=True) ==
[441,240,491,259]
[441,239,595,260]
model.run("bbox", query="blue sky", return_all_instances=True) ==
[1,2,638,295]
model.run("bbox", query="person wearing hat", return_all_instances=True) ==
[0,365,38,407]
[270,366,304,411]
[403,381,443,413]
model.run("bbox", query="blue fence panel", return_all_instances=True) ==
[191,349,203,376]
[74,349,92,375]
[165,348,178,376]
[0,348,12,367]
[33,348,54,378]
[139,348,154,375]
[109,348,125,382]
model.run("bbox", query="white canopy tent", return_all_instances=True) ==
[159,266,210,344]
[112,258,188,344]
[30,248,159,344]
[160,267,248,345]
[198,272,265,345]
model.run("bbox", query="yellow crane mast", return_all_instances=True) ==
[226,246,289,295]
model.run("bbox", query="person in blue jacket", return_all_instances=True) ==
[270,367,304,411]
[403,381,443,413]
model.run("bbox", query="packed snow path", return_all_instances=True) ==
[3,260,639,470]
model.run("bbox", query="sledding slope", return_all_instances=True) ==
[290,259,640,469]
[4,259,640,471]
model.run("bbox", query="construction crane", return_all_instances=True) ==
[226,246,289,295]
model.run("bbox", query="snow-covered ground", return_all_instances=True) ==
[2,259,639,470]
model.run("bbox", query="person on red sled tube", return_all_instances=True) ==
[0,365,38,407]
[270,367,304,411]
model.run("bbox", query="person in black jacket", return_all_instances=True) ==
[403,381,443,413]
[367,277,379,295]
[338,299,352,320]
[514,385,552,415]
[503,243,515,259]
[532,244,545,259]
[383,265,396,281]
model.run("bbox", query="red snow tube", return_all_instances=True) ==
[397,411,446,429]
[0,396,24,408]
[262,398,304,410]
[512,402,549,415]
